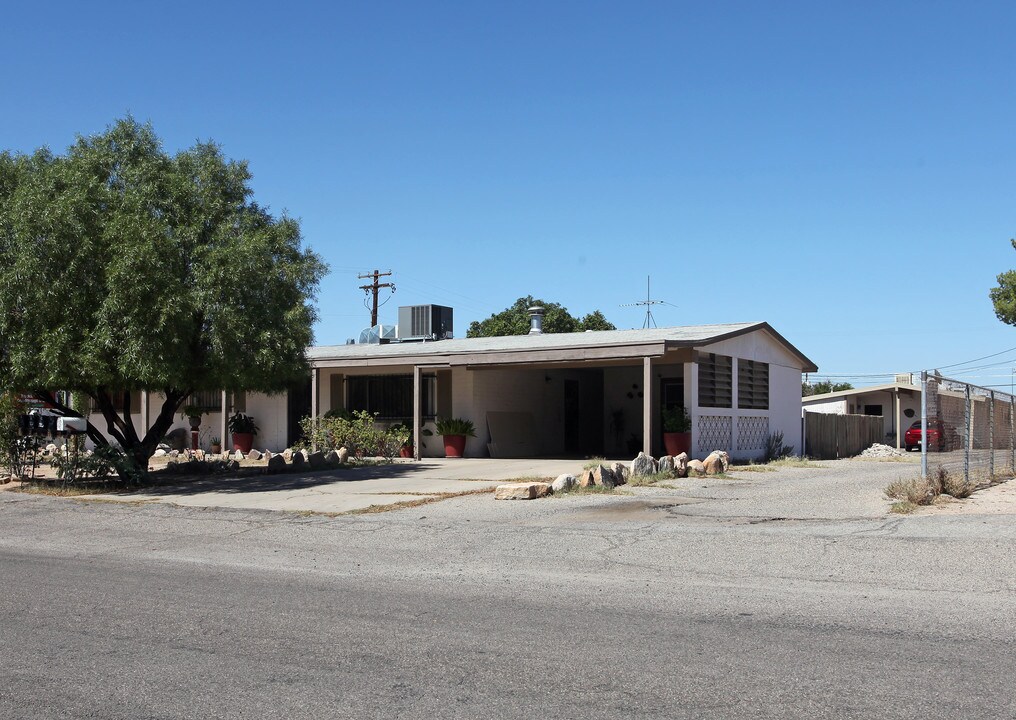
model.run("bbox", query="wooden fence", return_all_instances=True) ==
[804,412,884,459]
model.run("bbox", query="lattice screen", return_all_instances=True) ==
[698,415,732,453]
[737,416,769,451]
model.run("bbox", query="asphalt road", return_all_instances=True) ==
[1,463,1014,719]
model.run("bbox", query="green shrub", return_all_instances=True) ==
[298,410,408,462]
[661,406,691,433]
[435,417,477,437]
[762,431,794,462]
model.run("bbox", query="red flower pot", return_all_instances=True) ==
[443,434,466,458]
[399,446,413,459]
[232,432,254,453]
[662,432,691,457]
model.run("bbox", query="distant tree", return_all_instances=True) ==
[802,381,854,396]
[0,118,326,481]
[990,239,1016,325]
[466,296,616,338]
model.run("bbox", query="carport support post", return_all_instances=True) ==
[311,367,319,451]
[413,365,422,461]
[220,391,228,453]
[893,388,901,449]
[643,356,653,457]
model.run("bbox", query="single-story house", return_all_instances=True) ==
[801,379,922,448]
[80,319,816,461]
[307,320,818,461]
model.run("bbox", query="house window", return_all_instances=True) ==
[864,404,883,416]
[187,390,222,411]
[738,360,769,410]
[347,375,436,421]
[89,391,143,414]
[697,353,732,408]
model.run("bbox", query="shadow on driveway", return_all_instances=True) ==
[122,462,449,497]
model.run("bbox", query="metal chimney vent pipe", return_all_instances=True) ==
[528,306,544,335]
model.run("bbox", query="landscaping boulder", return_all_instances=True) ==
[267,454,287,473]
[494,482,551,500]
[246,449,262,461]
[324,449,340,465]
[703,450,730,475]
[164,428,188,451]
[658,455,675,476]
[307,451,327,470]
[551,474,577,493]
[612,462,630,485]
[688,459,706,476]
[631,452,657,477]
[591,464,618,489]
[579,470,596,488]
[674,452,689,478]
[153,448,167,458]
[337,447,349,464]
[233,450,245,461]
[282,448,293,463]
[290,451,305,469]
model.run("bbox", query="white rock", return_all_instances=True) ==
[551,474,577,492]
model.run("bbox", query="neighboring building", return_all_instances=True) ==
[308,320,818,461]
[801,377,921,448]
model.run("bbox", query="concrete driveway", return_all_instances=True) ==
[90,458,588,514]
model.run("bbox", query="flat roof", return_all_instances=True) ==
[802,382,920,402]
[308,321,819,372]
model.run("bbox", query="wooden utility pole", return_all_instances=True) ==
[358,269,395,327]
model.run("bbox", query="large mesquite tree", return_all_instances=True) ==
[466,296,615,337]
[0,118,326,479]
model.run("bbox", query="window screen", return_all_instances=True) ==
[698,353,733,408]
[347,375,436,420]
[737,360,769,410]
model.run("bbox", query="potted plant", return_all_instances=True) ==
[389,422,414,458]
[228,412,259,453]
[434,417,476,458]
[180,405,204,430]
[209,437,222,455]
[661,405,691,456]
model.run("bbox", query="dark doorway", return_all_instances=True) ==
[564,379,581,454]
[287,376,313,447]
[661,377,685,412]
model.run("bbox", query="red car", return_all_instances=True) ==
[903,420,959,452]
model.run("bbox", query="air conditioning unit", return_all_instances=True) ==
[397,305,453,341]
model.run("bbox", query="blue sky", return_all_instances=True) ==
[4,1,1016,390]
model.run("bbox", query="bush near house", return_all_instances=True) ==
[298,411,408,461]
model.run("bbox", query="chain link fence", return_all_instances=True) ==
[921,372,1015,484]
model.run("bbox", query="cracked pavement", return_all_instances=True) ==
[1,459,1014,718]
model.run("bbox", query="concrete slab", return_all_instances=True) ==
[81,458,595,514]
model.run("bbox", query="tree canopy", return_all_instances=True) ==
[466,296,616,338]
[990,239,1016,325]
[0,118,326,477]
[802,380,854,396]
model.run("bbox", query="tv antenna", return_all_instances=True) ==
[621,276,670,329]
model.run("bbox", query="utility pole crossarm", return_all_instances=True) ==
[358,269,395,327]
